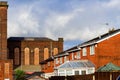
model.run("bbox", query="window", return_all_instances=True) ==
[44,48,49,60]
[48,62,50,66]
[5,63,9,78]
[56,58,59,64]
[76,51,80,59]
[81,70,86,75]
[90,45,95,55]
[53,48,58,55]
[75,71,79,75]
[64,56,66,62]
[14,48,20,65]
[60,57,62,64]
[88,69,94,74]
[24,47,30,65]
[34,48,39,65]
[59,70,65,76]
[72,53,74,60]
[66,70,73,75]
[82,48,87,56]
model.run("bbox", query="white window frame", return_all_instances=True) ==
[82,47,87,56]
[60,57,63,64]
[56,58,58,64]
[72,53,74,60]
[76,51,80,59]
[64,56,66,62]
[58,70,65,76]
[48,62,50,66]
[66,70,73,75]
[90,45,95,55]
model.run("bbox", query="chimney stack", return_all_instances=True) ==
[0,1,8,59]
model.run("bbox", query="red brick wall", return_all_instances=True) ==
[0,60,13,80]
[0,1,8,59]
[79,33,120,68]
[96,33,120,68]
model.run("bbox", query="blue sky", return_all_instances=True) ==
[5,0,120,50]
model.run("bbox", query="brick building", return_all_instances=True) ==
[7,37,63,72]
[0,1,13,80]
[40,29,120,78]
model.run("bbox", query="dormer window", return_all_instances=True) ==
[82,47,87,56]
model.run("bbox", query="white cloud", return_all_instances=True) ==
[8,0,117,45]
[103,0,120,8]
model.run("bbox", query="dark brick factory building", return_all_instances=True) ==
[7,37,63,72]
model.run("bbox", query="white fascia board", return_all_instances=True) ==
[67,49,81,53]
[54,52,67,58]
[96,31,120,43]
[78,42,96,48]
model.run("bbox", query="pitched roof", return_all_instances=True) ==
[97,62,120,72]
[56,60,95,69]
[40,56,54,64]
[8,37,54,41]
[54,46,80,58]
[78,29,120,47]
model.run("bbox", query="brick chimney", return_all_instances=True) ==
[0,1,8,59]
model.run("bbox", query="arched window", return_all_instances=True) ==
[14,48,20,65]
[53,48,58,55]
[24,47,30,65]
[44,48,49,60]
[34,48,39,65]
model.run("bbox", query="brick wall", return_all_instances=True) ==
[0,1,8,59]
[7,38,63,66]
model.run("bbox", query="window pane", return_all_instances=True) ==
[90,45,95,55]
[75,71,79,75]
[82,48,87,56]
[81,70,86,75]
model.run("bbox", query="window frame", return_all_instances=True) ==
[90,45,95,55]
[82,47,87,56]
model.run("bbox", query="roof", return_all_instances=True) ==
[8,37,54,41]
[56,60,95,69]
[25,72,44,79]
[78,29,120,47]
[97,62,120,72]
[40,56,54,64]
[54,46,80,58]
[14,65,41,72]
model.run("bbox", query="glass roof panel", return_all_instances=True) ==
[57,60,95,69]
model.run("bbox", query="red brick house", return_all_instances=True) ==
[77,29,120,68]
[40,29,120,78]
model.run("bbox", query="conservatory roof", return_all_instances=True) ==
[56,60,95,69]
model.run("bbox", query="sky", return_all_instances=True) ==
[3,0,120,50]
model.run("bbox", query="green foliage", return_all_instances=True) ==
[15,70,26,80]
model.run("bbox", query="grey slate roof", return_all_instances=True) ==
[78,29,120,47]
[8,37,54,41]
